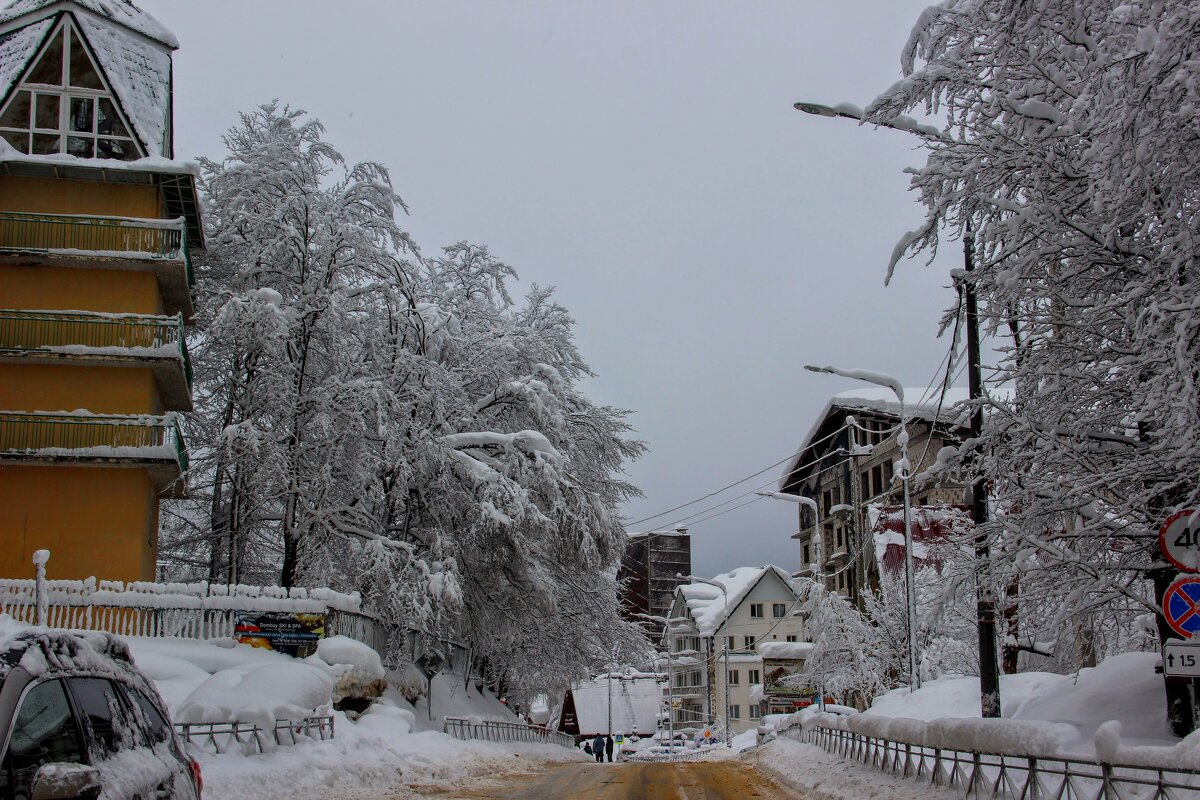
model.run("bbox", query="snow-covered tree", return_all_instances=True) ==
[162,104,645,695]
[866,0,1198,666]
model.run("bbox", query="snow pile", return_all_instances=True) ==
[748,738,959,800]
[314,635,385,706]
[762,651,1190,767]
[175,661,334,728]
[121,634,579,798]
[864,651,1175,751]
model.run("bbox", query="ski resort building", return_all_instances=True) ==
[617,526,691,640]
[0,0,201,581]
[664,565,804,737]
[777,388,971,603]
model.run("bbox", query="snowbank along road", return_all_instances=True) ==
[408,761,790,799]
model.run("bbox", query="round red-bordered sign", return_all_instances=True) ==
[1159,509,1200,573]
[1164,576,1200,639]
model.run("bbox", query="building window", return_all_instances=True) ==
[730,705,741,720]
[837,572,845,590]
[727,636,736,651]
[748,669,760,684]
[0,21,141,160]
[744,635,756,649]
[860,471,871,501]
[802,543,810,564]
[786,635,798,643]
[750,703,762,720]
[750,603,763,618]
[772,603,786,618]
[728,670,739,685]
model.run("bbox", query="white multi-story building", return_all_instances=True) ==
[663,565,804,738]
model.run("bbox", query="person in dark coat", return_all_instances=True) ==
[592,734,605,762]
[605,734,614,762]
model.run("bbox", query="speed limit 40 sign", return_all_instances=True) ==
[1160,509,1200,573]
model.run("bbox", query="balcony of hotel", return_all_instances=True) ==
[0,310,193,411]
[0,411,188,498]
[0,212,195,318]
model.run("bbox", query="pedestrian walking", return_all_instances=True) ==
[592,734,605,763]
[605,734,614,763]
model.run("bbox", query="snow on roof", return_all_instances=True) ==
[0,137,197,173]
[678,565,794,637]
[0,15,47,92]
[757,641,814,660]
[569,674,662,736]
[778,387,971,491]
[0,0,178,49]
[75,13,171,156]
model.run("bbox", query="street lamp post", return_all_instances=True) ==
[678,573,731,747]
[757,492,822,583]
[804,365,921,692]
[794,100,1001,716]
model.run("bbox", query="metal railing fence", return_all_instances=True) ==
[0,411,188,471]
[443,716,575,749]
[0,211,193,286]
[0,309,191,387]
[782,721,1200,799]
[175,716,335,754]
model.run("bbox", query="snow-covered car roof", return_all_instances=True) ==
[0,618,151,695]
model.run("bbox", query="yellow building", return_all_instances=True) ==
[0,0,202,582]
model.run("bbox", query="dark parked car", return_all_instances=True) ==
[0,625,201,799]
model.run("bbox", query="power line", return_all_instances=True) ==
[627,423,852,529]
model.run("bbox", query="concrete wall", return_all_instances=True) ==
[0,175,163,218]
[0,364,161,414]
[0,264,164,314]
[0,465,158,581]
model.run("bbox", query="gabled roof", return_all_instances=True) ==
[677,565,796,637]
[778,388,971,493]
[0,0,175,157]
[0,0,176,49]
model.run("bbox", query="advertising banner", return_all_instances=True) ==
[235,611,326,657]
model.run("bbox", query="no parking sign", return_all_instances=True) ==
[1164,576,1200,639]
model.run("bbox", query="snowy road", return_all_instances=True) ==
[406,760,790,799]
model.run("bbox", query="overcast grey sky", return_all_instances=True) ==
[141,0,961,578]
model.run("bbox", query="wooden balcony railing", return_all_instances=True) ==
[0,211,193,287]
[0,310,191,388]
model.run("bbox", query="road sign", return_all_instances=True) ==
[415,653,444,681]
[1164,641,1200,678]
[1160,509,1200,573]
[1164,576,1200,638]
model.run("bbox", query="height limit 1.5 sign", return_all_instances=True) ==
[1160,509,1200,573]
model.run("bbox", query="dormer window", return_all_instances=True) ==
[0,20,142,160]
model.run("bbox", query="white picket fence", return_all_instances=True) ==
[0,576,365,639]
